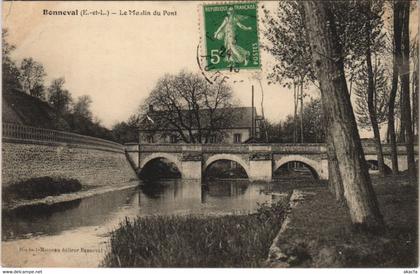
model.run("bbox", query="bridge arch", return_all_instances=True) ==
[140,153,182,175]
[274,155,321,179]
[203,154,250,178]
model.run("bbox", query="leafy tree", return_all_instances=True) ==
[301,98,325,143]
[47,78,73,115]
[262,2,314,87]
[262,2,314,144]
[262,0,374,202]
[66,96,94,135]
[73,95,93,120]
[354,0,387,176]
[354,58,390,129]
[387,0,403,174]
[112,115,140,144]
[262,1,376,87]
[399,0,416,180]
[142,71,237,143]
[302,0,383,229]
[2,29,21,91]
[18,57,46,99]
[90,116,115,141]
[263,98,325,143]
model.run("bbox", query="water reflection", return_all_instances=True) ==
[202,180,248,198]
[3,179,288,241]
[2,188,137,241]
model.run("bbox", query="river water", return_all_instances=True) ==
[2,178,320,267]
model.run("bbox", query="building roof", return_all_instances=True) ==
[139,106,259,131]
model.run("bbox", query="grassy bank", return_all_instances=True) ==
[3,176,82,205]
[268,174,418,267]
[102,198,289,267]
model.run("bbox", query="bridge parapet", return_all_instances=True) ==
[139,143,329,154]
[139,144,183,153]
[202,144,250,153]
[362,143,418,155]
[182,145,202,151]
[139,144,250,153]
[271,143,326,154]
[137,143,417,156]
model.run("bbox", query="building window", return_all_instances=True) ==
[233,133,242,143]
[147,135,154,143]
[170,135,178,143]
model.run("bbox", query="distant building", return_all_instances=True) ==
[138,106,263,144]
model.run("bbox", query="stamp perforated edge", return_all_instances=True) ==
[196,1,263,78]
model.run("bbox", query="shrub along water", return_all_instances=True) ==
[3,176,82,202]
[102,199,289,267]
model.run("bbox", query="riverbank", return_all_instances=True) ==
[2,179,282,267]
[3,181,139,211]
[101,197,289,267]
[266,174,418,267]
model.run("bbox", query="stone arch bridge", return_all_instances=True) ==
[125,143,417,182]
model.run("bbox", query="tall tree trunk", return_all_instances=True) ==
[399,85,406,142]
[258,79,269,142]
[389,13,400,172]
[412,41,419,137]
[302,0,383,230]
[293,83,298,143]
[388,62,400,173]
[412,69,418,136]
[322,100,345,203]
[400,1,416,181]
[327,138,345,204]
[300,81,304,143]
[366,32,386,176]
[388,0,402,174]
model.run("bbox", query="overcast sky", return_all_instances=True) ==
[2,1,417,139]
[3,1,316,128]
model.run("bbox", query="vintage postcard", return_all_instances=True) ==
[1,0,418,270]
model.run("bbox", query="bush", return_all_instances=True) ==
[102,199,289,267]
[3,176,82,201]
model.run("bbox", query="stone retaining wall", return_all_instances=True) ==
[2,140,138,187]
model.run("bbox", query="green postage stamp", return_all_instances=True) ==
[203,2,260,71]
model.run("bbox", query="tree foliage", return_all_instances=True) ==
[112,115,140,144]
[142,71,237,143]
[262,0,381,88]
[354,58,391,129]
[73,95,93,120]
[302,0,383,229]
[263,97,325,143]
[47,78,73,115]
[1,29,116,142]
[18,57,46,99]
[2,29,21,91]
[262,2,314,87]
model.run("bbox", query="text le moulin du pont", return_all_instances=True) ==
[43,9,177,17]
